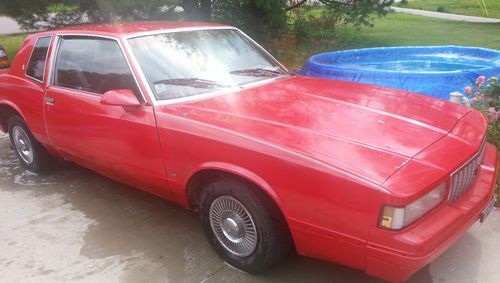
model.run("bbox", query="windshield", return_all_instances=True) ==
[128,29,288,100]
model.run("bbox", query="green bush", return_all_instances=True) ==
[463,76,500,205]
[213,0,288,42]
[465,76,500,148]
[292,16,311,42]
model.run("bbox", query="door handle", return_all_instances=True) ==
[45,97,55,104]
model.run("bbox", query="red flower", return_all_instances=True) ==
[476,76,486,84]
[464,86,472,94]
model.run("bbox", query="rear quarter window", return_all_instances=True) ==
[26,36,52,82]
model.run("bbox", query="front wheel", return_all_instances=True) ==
[8,115,52,173]
[199,177,292,273]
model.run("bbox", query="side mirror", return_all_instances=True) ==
[101,89,141,106]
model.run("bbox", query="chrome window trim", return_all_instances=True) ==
[47,33,148,103]
[123,27,289,106]
[25,35,53,84]
[48,85,104,98]
[45,34,60,88]
[124,26,234,40]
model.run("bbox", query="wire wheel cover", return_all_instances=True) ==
[12,126,34,164]
[209,196,258,257]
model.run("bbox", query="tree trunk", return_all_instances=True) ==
[200,0,212,21]
[182,0,212,21]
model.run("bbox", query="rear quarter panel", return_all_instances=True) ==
[0,33,53,146]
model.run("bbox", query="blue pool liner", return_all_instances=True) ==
[297,46,500,99]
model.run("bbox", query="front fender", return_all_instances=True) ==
[188,161,282,208]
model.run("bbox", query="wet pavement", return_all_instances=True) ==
[1,132,499,283]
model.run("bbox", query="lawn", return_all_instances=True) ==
[274,12,500,69]
[395,0,500,18]
[0,33,28,61]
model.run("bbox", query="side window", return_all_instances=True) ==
[53,37,140,96]
[26,36,51,82]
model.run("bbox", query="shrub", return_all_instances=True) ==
[292,16,311,43]
[436,6,446,13]
[464,76,500,148]
[463,75,500,205]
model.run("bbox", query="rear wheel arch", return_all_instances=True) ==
[0,103,23,133]
[7,115,54,172]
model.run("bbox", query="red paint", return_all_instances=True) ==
[101,89,141,106]
[0,22,497,282]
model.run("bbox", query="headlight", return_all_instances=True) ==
[380,183,446,230]
[0,49,6,57]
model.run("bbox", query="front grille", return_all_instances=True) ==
[448,140,487,203]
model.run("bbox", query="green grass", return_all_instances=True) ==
[0,33,28,61]
[395,0,500,18]
[336,12,500,48]
[47,3,78,13]
[274,12,500,69]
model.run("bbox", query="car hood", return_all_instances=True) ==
[157,76,471,185]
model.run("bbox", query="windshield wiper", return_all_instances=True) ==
[230,68,287,77]
[153,78,234,89]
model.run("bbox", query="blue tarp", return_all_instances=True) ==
[298,46,500,99]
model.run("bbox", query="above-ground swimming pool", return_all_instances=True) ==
[298,46,500,99]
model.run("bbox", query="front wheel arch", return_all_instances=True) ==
[196,172,294,272]
[186,167,282,214]
[186,168,294,241]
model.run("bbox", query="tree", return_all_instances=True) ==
[0,0,68,30]
[181,0,212,21]
[287,1,394,27]
[82,0,181,22]
[212,0,288,41]
[0,0,180,30]
[0,0,394,40]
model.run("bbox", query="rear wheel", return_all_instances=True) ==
[8,115,53,173]
[199,177,292,273]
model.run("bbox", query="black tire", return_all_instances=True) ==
[199,176,292,273]
[8,115,53,173]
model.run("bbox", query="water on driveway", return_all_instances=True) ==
[0,133,499,283]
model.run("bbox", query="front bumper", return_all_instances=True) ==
[365,143,498,282]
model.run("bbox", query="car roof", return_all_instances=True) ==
[48,21,231,37]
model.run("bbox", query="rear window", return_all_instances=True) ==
[26,36,51,82]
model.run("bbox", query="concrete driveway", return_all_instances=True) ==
[1,133,499,283]
[390,6,500,23]
[0,17,23,35]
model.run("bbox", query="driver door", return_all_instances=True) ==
[44,35,170,197]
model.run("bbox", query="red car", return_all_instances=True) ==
[0,22,497,282]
